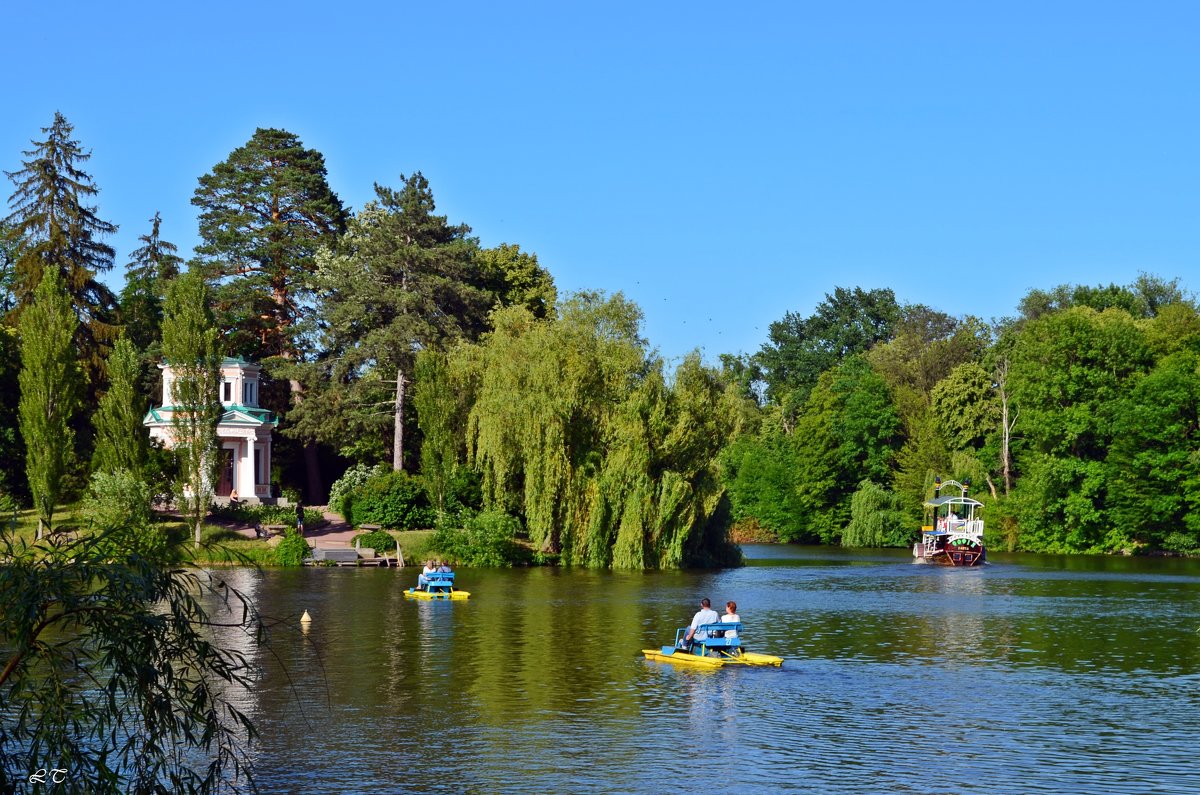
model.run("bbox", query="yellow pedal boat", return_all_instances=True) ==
[404,571,469,600]
[642,647,783,668]
[643,622,782,667]
[404,587,470,600]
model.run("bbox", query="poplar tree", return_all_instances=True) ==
[4,112,119,385]
[17,270,80,538]
[92,336,149,476]
[119,211,182,354]
[161,270,222,547]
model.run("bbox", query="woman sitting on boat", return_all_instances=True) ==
[720,601,740,639]
[417,560,436,591]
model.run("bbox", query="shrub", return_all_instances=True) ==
[344,471,435,530]
[432,510,528,567]
[353,530,399,555]
[208,502,321,530]
[446,468,483,513]
[83,469,166,558]
[328,463,386,517]
[273,530,311,566]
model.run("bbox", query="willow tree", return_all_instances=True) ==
[414,349,460,512]
[459,292,740,568]
[17,270,80,538]
[162,270,222,547]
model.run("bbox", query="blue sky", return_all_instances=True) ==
[6,1,1199,364]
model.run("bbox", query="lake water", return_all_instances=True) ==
[214,546,1200,794]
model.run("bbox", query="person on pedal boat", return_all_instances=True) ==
[679,598,719,649]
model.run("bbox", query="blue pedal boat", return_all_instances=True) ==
[642,622,782,668]
[404,571,470,600]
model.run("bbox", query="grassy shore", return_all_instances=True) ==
[2,506,440,567]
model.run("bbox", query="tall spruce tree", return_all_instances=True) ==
[92,336,149,476]
[191,127,347,360]
[4,112,119,386]
[161,269,222,547]
[17,270,81,538]
[293,173,491,469]
[119,211,182,354]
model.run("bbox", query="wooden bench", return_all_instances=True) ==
[358,524,381,532]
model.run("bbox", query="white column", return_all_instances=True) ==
[238,436,255,501]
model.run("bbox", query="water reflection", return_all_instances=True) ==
[203,551,1200,794]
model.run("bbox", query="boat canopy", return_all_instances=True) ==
[923,495,983,509]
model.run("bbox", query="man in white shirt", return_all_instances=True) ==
[682,598,720,647]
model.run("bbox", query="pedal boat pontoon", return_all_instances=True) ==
[642,623,782,668]
[404,571,470,600]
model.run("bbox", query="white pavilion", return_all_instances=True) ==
[144,357,278,503]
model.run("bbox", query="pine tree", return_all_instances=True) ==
[191,127,347,360]
[292,173,490,469]
[161,269,222,547]
[119,211,182,354]
[92,336,149,476]
[4,112,119,385]
[17,270,81,538]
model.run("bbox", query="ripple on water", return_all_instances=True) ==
[221,557,1200,794]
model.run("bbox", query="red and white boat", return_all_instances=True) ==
[914,478,985,566]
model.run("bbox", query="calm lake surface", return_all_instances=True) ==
[215,546,1200,794]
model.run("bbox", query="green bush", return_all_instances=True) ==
[144,438,179,508]
[446,468,483,513]
[353,530,399,555]
[344,471,435,530]
[83,469,166,558]
[208,502,321,529]
[328,463,386,517]
[273,530,311,566]
[432,510,528,567]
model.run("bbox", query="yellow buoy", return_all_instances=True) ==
[300,610,312,624]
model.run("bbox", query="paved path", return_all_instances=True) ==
[304,510,359,546]
[221,508,359,547]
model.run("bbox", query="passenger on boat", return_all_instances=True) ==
[720,601,740,639]
[680,598,719,647]
[436,560,452,573]
[417,560,436,590]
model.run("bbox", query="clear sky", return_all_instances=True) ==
[6,1,1199,365]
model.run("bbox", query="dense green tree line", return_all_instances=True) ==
[1,111,1197,564]
[725,277,1200,554]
